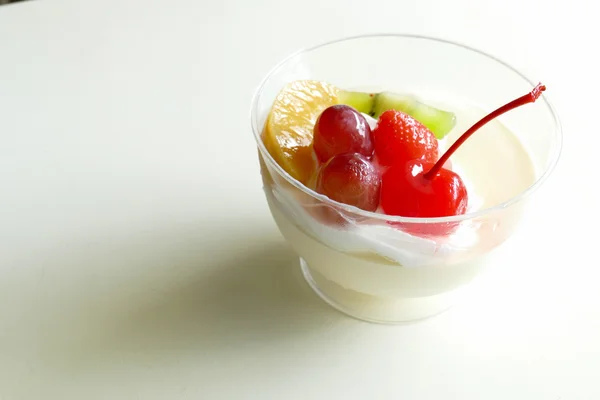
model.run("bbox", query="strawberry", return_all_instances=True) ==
[372,110,439,167]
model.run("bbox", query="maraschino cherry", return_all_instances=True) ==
[381,83,547,218]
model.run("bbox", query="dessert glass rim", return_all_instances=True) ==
[250,33,563,224]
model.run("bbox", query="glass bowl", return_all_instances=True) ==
[251,34,562,324]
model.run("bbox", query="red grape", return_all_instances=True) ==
[313,105,373,162]
[315,153,381,212]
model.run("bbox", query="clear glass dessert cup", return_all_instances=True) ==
[251,34,562,324]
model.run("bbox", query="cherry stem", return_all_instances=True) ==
[423,83,546,180]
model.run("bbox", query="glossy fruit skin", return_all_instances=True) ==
[313,105,374,162]
[380,160,468,218]
[315,153,381,212]
[372,110,439,167]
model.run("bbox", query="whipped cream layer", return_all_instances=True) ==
[267,186,477,268]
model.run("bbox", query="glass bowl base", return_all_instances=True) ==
[300,258,467,324]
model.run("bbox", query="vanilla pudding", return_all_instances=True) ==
[260,103,536,322]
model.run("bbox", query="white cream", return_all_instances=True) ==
[268,185,477,268]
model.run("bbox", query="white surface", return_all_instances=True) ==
[0,0,596,399]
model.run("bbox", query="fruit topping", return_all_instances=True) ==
[263,78,547,234]
[338,90,376,114]
[370,92,456,139]
[262,80,454,185]
[315,153,381,212]
[372,110,439,167]
[313,105,374,162]
[262,80,340,185]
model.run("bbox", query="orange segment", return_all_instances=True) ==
[262,80,340,185]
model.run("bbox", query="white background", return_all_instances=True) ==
[0,0,597,399]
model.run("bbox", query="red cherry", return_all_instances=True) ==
[313,105,373,163]
[380,83,547,234]
[381,160,468,218]
[372,110,439,167]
